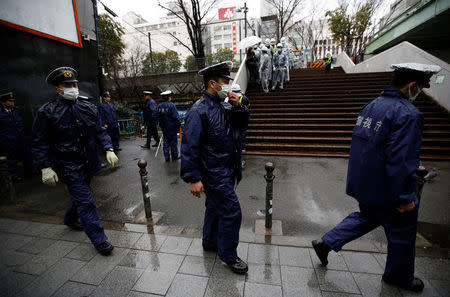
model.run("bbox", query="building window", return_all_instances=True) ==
[214,26,222,31]
[214,35,222,40]
[222,25,231,30]
[223,34,232,40]
[214,44,222,50]
[223,43,232,48]
[174,41,178,46]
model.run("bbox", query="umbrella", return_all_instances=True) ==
[237,36,262,50]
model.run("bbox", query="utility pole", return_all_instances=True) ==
[244,2,248,38]
[92,0,104,95]
[148,32,154,73]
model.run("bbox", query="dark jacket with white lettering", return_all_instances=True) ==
[346,88,424,207]
[31,96,113,178]
[180,91,250,186]
[157,101,180,135]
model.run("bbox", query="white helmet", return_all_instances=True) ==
[231,84,241,93]
[270,38,276,44]
[277,43,283,48]
[265,39,270,45]
[261,45,269,53]
[280,37,286,44]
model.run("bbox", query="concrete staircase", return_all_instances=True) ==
[244,68,450,160]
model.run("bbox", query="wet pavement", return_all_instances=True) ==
[4,138,450,248]
[1,218,449,297]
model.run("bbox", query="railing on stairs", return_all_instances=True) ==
[233,54,249,93]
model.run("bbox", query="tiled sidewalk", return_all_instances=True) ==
[0,218,449,297]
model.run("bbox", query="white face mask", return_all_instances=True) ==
[59,87,79,101]
[408,84,422,102]
[215,82,230,100]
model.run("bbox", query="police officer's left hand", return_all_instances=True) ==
[228,92,240,107]
[106,151,119,167]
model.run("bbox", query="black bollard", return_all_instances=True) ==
[264,162,275,229]
[0,156,16,203]
[415,166,428,201]
[138,159,152,218]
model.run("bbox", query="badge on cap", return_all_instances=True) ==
[63,71,73,78]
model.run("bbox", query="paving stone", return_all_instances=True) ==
[165,273,208,297]
[237,242,249,262]
[0,271,36,296]
[415,257,450,281]
[119,250,157,269]
[372,253,387,269]
[210,260,246,281]
[246,263,281,286]
[342,251,384,274]
[247,244,279,265]
[316,269,361,294]
[352,272,401,296]
[20,222,55,236]
[39,240,79,258]
[91,266,144,297]
[17,237,56,254]
[105,230,142,248]
[133,234,167,251]
[0,233,34,251]
[127,291,162,297]
[70,247,129,285]
[204,278,244,297]
[37,223,71,240]
[0,249,34,267]
[60,229,91,243]
[243,282,282,297]
[279,246,312,267]
[159,236,192,255]
[64,242,98,261]
[186,238,217,258]
[280,266,321,297]
[309,248,348,271]
[321,293,362,297]
[19,258,86,297]
[0,218,32,234]
[429,279,450,297]
[178,255,215,277]
[14,255,59,275]
[132,253,184,295]
[52,281,97,297]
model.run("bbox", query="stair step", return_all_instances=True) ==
[246,129,450,137]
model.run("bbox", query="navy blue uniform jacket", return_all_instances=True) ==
[31,97,113,177]
[143,98,158,126]
[180,92,250,186]
[0,106,27,153]
[346,88,424,207]
[98,101,118,127]
[157,101,181,134]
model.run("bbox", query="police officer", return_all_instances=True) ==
[180,61,250,274]
[272,43,287,90]
[259,46,271,93]
[280,37,290,82]
[98,91,121,152]
[0,91,33,181]
[324,53,332,74]
[311,63,441,292]
[141,91,160,149]
[157,90,181,162]
[31,67,118,255]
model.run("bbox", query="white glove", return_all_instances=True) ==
[106,151,119,167]
[41,167,58,186]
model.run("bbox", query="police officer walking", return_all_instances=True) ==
[31,67,119,255]
[0,91,34,182]
[272,43,287,90]
[181,61,250,274]
[311,63,441,292]
[259,46,271,93]
[141,91,160,149]
[98,91,121,152]
[157,90,181,162]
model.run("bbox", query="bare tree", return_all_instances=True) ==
[265,0,305,41]
[158,0,219,69]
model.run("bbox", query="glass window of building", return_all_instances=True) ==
[214,35,222,40]
[222,25,231,30]
[224,43,232,48]
[223,34,232,39]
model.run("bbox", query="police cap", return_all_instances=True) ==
[102,91,111,98]
[143,91,152,95]
[391,63,441,88]
[198,61,233,80]
[0,92,15,102]
[46,67,78,85]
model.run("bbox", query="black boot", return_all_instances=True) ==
[382,275,424,292]
[172,156,180,161]
[141,145,150,149]
[312,239,331,266]
[227,257,248,274]
[95,241,114,256]
[152,143,159,147]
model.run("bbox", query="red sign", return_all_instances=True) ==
[219,7,235,20]
[232,22,237,54]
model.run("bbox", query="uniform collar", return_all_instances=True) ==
[380,87,407,100]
